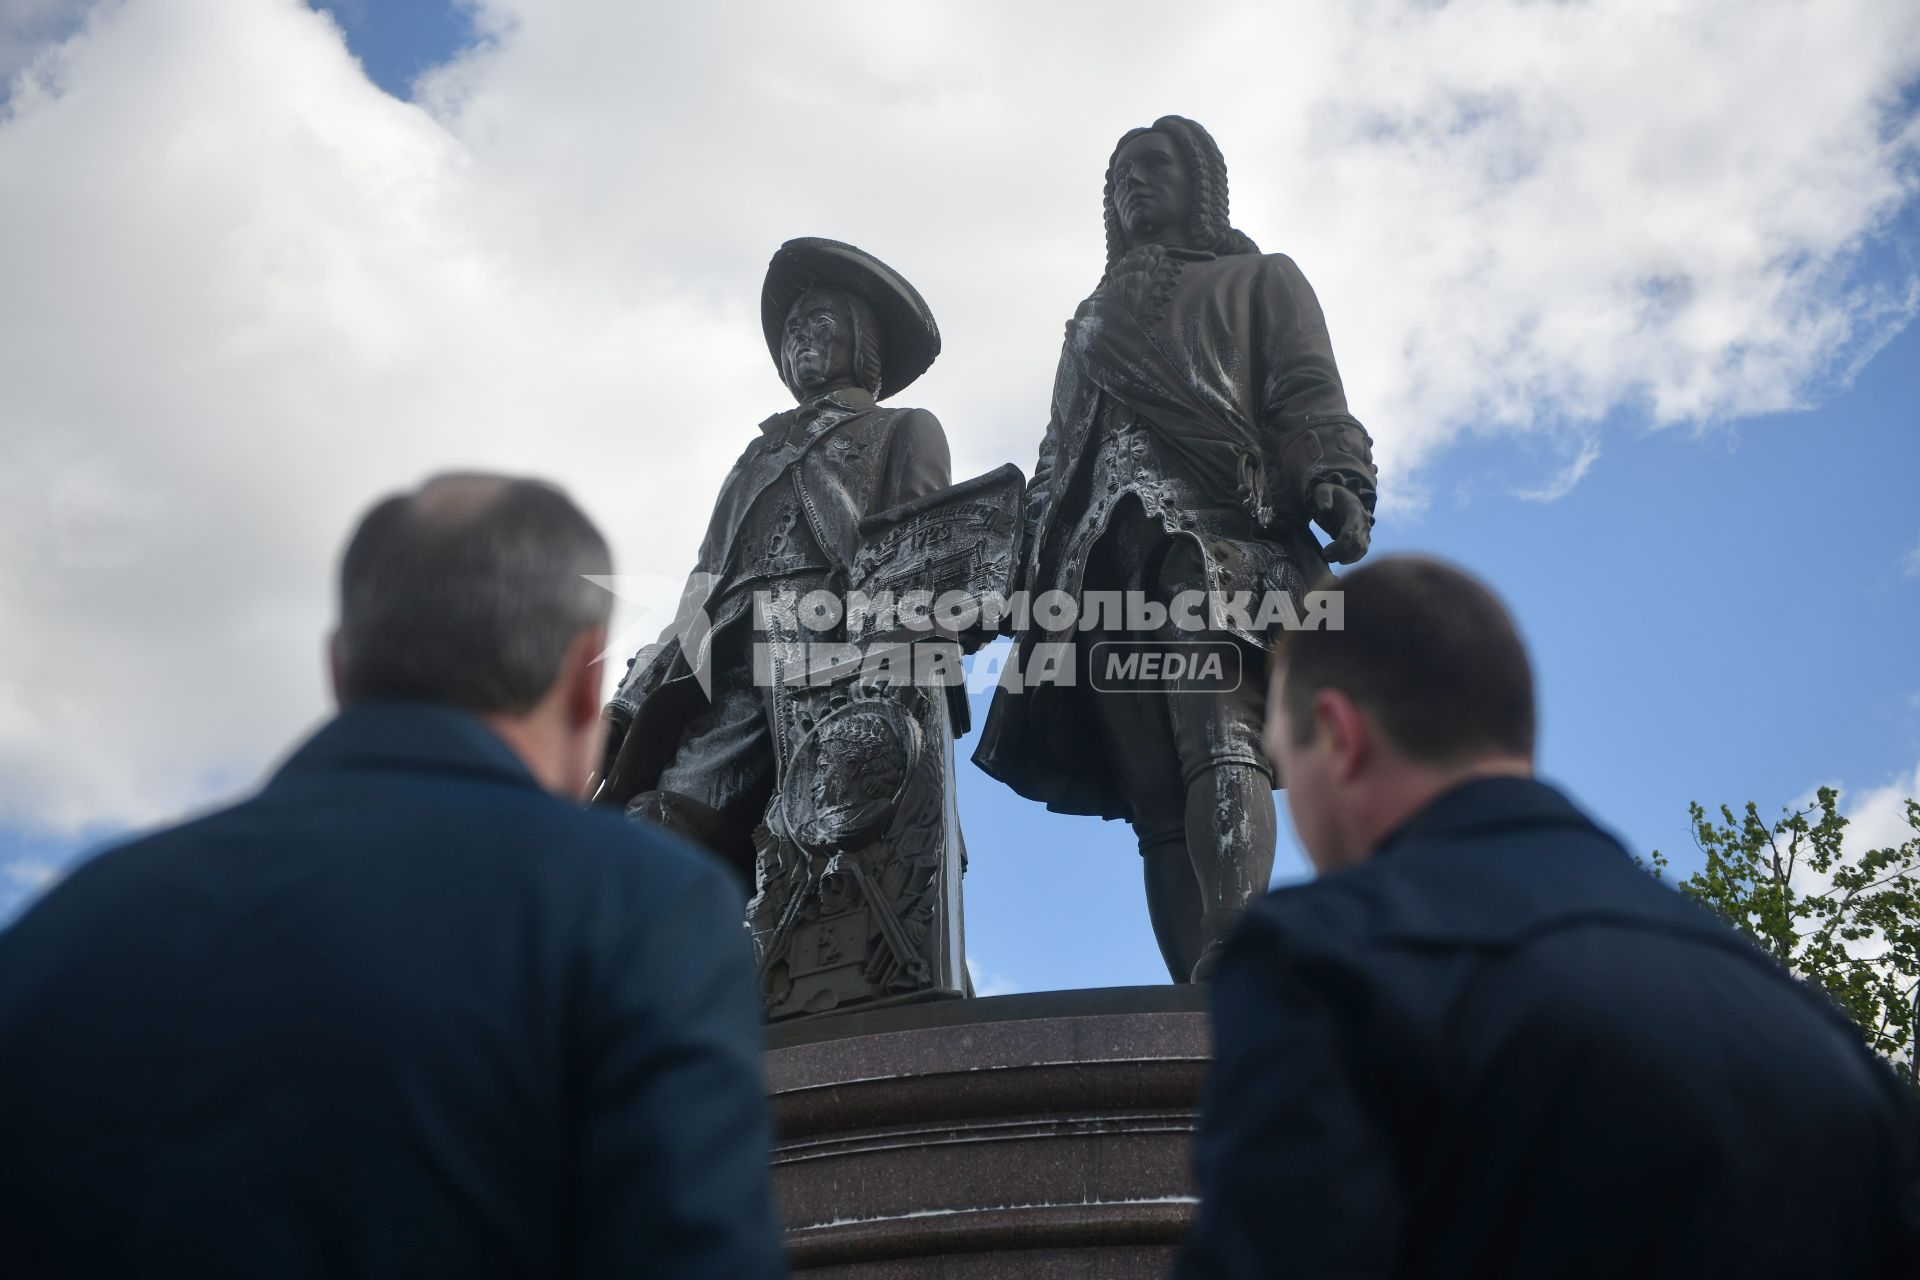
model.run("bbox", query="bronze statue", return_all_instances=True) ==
[974,116,1377,983]
[598,239,1014,1020]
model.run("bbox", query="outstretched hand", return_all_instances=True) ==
[1313,483,1371,565]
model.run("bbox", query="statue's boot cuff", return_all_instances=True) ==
[1190,908,1242,983]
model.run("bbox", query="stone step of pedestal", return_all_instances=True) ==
[764,986,1212,1278]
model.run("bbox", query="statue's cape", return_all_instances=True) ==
[1064,285,1273,523]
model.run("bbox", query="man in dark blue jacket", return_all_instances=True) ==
[0,474,785,1278]
[1176,555,1920,1279]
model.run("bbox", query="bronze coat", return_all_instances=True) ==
[601,387,952,808]
[973,248,1376,819]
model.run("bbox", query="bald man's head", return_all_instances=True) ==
[333,473,612,715]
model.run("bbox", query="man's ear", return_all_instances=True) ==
[1314,688,1371,784]
[565,625,609,729]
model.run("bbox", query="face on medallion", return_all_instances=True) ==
[782,287,857,397]
[1112,130,1191,246]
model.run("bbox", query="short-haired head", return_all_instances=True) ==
[1266,556,1535,874]
[332,473,613,716]
[1103,114,1261,275]
[1273,556,1535,765]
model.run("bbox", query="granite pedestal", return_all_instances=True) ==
[764,986,1211,1278]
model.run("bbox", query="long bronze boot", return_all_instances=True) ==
[1185,761,1277,982]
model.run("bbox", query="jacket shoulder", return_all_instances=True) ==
[859,403,944,435]
[47,782,737,920]
[1235,868,1382,962]
[1248,251,1317,296]
[533,799,744,905]
[888,406,948,451]
[1196,249,1302,279]
[866,405,951,485]
[1239,821,1714,960]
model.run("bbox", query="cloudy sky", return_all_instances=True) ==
[2,0,1917,992]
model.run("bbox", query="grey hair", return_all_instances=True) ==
[333,473,613,715]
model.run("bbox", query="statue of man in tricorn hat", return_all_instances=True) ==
[596,238,949,883]
[597,239,1007,1019]
[974,116,1378,983]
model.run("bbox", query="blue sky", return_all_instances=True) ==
[307,0,474,98]
[1,1,1916,998]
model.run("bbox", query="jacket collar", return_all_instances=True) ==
[757,385,878,437]
[1372,775,1598,859]
[268,700,543,794]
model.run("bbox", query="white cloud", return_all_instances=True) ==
[3,856,59,891]
[1827,763,1920,1059]
[1902,536,1920,579]
[966,957,1022,999]
[0,855,63,924]
[1839,761,1920,861]
[1773,764,1920,983]
[0,0,1916,832]
[1511,437,1601,503]
[0,0,74,88]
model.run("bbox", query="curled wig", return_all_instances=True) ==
[1102,115,1261,277]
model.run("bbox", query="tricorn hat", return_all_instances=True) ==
[761,238,941,400]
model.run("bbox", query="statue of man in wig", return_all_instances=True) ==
[974,115,1378,982]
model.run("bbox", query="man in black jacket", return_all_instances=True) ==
[0,475,785,1279]
[1176,555,1920,1279]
